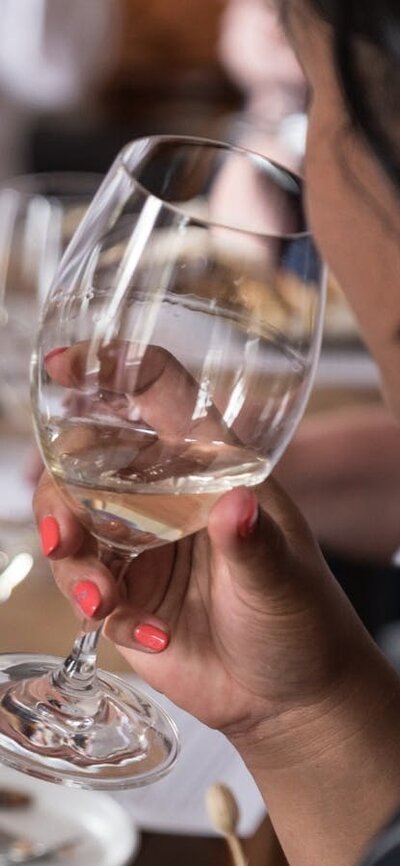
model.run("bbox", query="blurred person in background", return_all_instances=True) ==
[218,0,308,169]
[219,0,306,121]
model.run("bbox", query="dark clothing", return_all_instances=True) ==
[362,813,400,866]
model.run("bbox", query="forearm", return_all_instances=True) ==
[230,643,400,866]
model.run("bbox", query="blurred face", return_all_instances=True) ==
[280,0,400,417]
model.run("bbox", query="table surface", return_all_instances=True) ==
[131,818,288,866]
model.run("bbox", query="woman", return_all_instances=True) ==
[34,1,400,864]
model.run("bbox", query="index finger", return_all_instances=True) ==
[33,469,86,560]
[44,340,234,443]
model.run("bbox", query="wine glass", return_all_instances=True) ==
[0,136,326,789]
[0,172,104,403]
[0,173,103,533]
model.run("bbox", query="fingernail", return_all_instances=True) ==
[44,347,68,364]
[73,580,102,618]
[39,515,60,556]
[134,624,169,653]
[237,495,259,539]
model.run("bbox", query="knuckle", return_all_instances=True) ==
[32,472,53,514]
[52,561,71,595]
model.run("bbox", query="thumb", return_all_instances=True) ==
[208,485,297,598]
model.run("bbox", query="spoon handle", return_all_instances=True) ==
[226,832,247,866]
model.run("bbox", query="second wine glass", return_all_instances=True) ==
[0,136,325,788]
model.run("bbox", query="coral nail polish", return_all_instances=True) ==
[73,581,102,618]
[44,346,68,364]
[39,515,60,556]
[237,498,259,539]
[134,624,169,652]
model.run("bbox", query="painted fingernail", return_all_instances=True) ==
[39,515,60,556]
[237,496,259,539]
[73,580,102,618]
[44,347,68,364]
[134,624,169,653]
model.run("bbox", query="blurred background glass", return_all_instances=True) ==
[0,172,102,574]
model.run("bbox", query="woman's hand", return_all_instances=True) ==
[34,468,400,866]
[33,340,398,749]
[33,341,400,866]
[34,467,363,736]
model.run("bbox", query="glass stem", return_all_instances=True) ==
[52,548,135,701]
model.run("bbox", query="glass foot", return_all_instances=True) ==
[0,653,179,789]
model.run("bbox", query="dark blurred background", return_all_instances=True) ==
[0,0,239,178]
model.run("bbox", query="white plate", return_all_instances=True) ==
[0,766,139,865]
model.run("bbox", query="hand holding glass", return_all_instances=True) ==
[0,137,325,788]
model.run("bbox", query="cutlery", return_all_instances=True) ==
[206,783,247,866]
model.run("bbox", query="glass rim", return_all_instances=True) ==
[119,134,312,241]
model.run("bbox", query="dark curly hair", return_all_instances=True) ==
[309,0,400,191]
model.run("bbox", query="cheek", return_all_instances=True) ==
[303,101,381,298]
[303,102,400,419]
[303,102,350,271]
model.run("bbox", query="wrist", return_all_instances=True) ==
[228,644,400,866]
[229,633,400,767]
